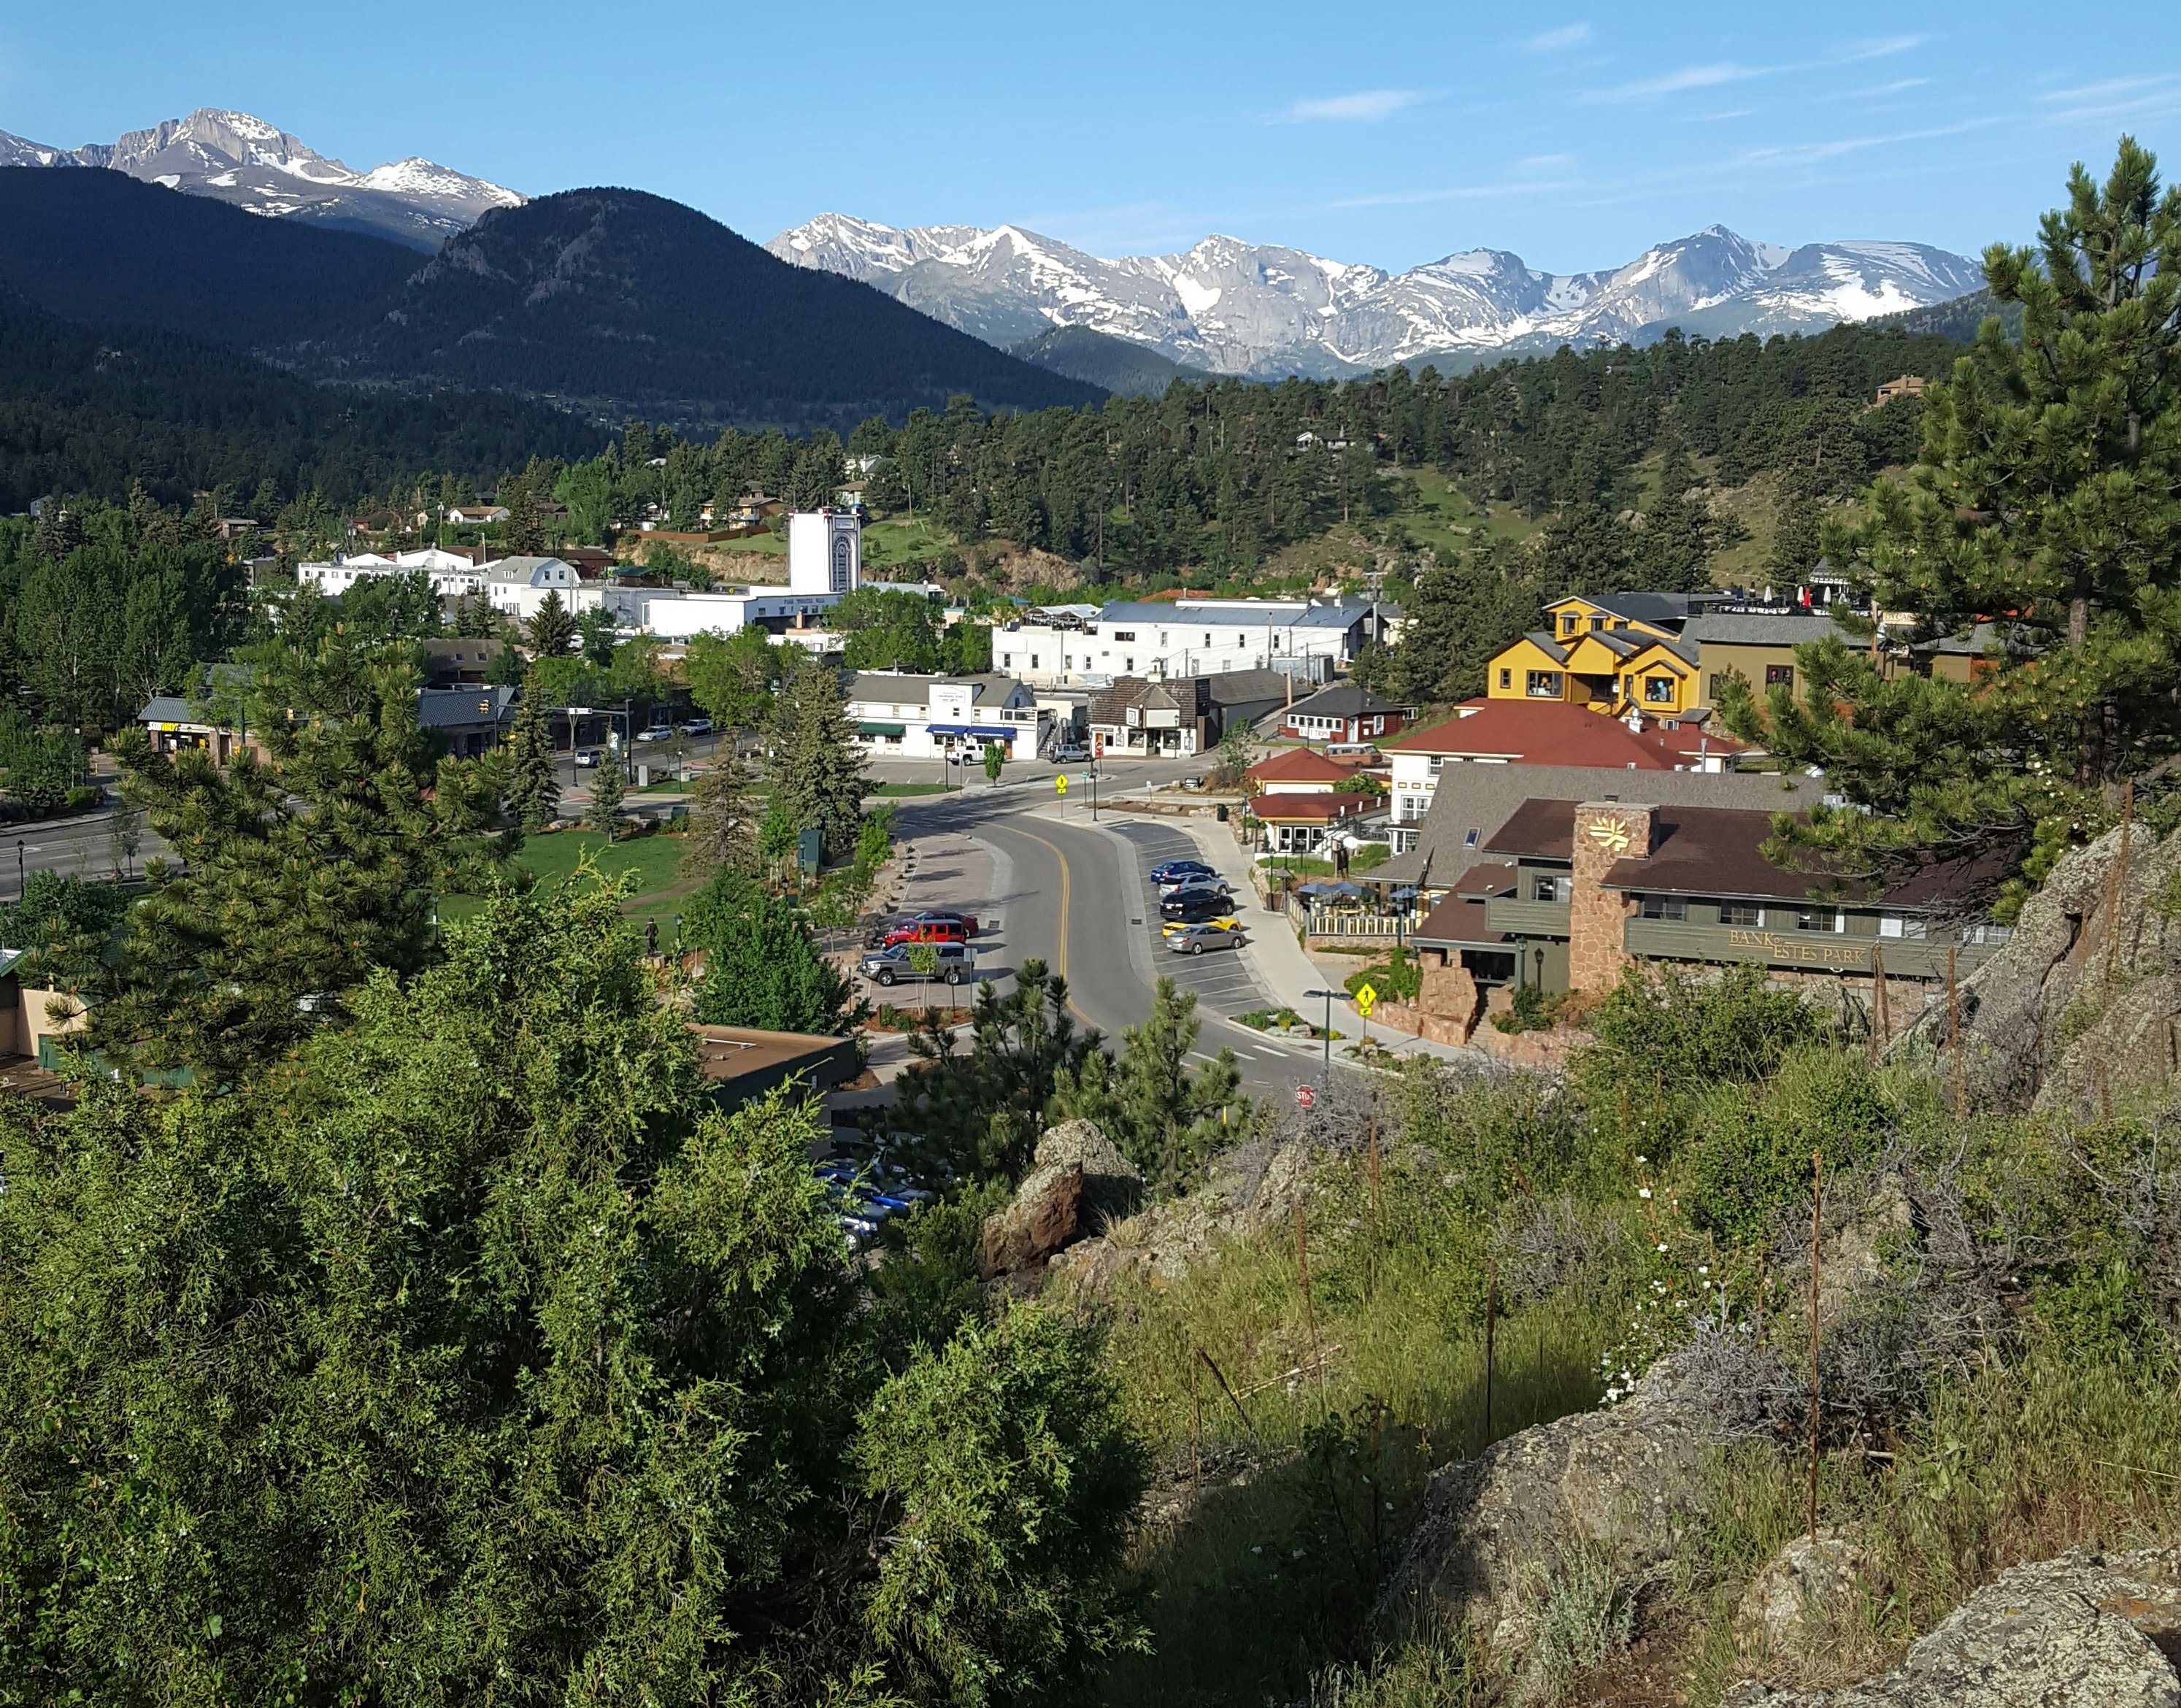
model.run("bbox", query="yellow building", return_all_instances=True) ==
[1486,627,1701,717]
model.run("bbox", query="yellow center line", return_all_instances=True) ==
[1004,822,1101,1030]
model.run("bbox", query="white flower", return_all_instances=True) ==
[1656,1243,1668,1253]
[1635,1155,1648,1164]
[1639,1187,1653,1199]
[1698,1266,1709,1275]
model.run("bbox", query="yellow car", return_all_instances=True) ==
[1161,915,1239,939]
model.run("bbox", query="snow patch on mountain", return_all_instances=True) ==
[0,109,522,252]
[766,213,1985,377]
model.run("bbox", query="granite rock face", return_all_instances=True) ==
[1374,1351,1726,1641]
[1726,1549,2181,1707]
[1734,1534,1869,1664]
[977,1120,1142,1278]
[1901,823,2181,1115]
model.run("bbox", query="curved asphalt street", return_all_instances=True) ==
[882,782,1344,1100]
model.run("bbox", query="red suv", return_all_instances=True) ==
[883,918,971,949]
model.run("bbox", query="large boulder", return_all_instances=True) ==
[1726,1548,2181,1707]
[977,1120,1142,1279]
[1374,1350,1728,1647]
[1734,1533,1870,1667]
[1899,822,2181,1115]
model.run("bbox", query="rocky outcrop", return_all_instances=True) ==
[1050,1132,1320,1292]
[1726,1548,2181,1707]
[1901,822,2181,1114]
[1374,1350,1728,1645]
[1735,1534,1869,1666]
[977,1120,1142,1279]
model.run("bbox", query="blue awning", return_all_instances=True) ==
[928,724,1021,740]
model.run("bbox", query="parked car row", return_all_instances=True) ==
[1145,857,1244,955]
[816,1158,931,1242]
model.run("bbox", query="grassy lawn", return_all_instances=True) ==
[443,831,699,926]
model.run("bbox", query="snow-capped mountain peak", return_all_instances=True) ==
[766,214,1984,377]
[0,108,521,252]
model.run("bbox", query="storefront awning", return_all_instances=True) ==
[858,721,907,737]
[928,724,1021,740]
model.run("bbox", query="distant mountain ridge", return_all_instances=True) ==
[0,108,521,250]
[0,169,1104,432]
[767,214,1987,378]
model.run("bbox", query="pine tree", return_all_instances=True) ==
[523,588,576,659]
[585,750,625,839]
[1053,977,1242,1188]
[1389,547,1539,704]
[507,672,561,832]
[768,656,869,858]
[1631,439,1719,593]
[1722,138,2181,904]
[685,749,760,874]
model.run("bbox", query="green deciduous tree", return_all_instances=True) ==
[1721,138,2181,903]
[683,866,858,1034]
[685,624,783,731]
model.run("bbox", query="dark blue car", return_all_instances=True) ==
[1150,858,1217,885]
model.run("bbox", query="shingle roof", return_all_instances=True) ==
[1385,701,1744,767]
[1682,613,1854,647]
[1201,668,1293,707]
[1282,682,1404,719]
[1253,791,1366,821]
[1371,762,1819,890]
[1246,748,1353,787]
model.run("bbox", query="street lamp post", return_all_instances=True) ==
[1304,987,1341,1069]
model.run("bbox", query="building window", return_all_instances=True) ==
[1719,901,1764,927]
[1030,655,1039,669]
[1707,674,1725,701]
[1877,915,1927,940]
[1645,675,1675,704]
[1561,613,1579,635]
[1637,895,1688,921]
[1463,828,1480,850]
[1796,908,1845,934]
[1125,658,1134,672]
[1766,664,1795,688]
[1204,633,1212,647]
[1498,668,1512,690]
[1531,873,1570,904]
[1526,670,1563,699]
[1112,631,1136,642]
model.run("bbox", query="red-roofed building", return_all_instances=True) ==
[1245,747,1356,794]
[1383,700,1749,839]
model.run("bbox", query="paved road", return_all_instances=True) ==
[882,785,1347,1100]
[0,809,164,900]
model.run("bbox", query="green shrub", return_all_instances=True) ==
[1681,1047,1898,1247]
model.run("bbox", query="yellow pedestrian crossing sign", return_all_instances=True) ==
[1355,982,1378,1017]
[1055,774,1069,796]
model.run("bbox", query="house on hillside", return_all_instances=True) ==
[996,597,1379,688]
[446,504,512,526]
[1382,700,1747,846]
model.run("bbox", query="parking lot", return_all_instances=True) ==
[1109,820,1273,1020]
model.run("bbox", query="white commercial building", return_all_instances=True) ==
[788,508,863,596]
[480,556,591,623]
[297,548,488,600]
[844,672,1049,761]
[993,598,1377,688]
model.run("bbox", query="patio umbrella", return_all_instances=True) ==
[1322,880,1366,897]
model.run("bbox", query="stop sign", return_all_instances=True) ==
[1294,1084,1315,1109]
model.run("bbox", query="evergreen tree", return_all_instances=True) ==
[506,672,561,832]
[585,750,625,839]
[1535,501,1632,597]
[1388,547,1538,704]
[1721,138,2181,904]
[768,656,868,858]
[93,636,504,1083]
[1630,439,1720,593]
[1053,977,1242,1188]
[523,588,577,659]
[0,885,1148,1702]
[684,867,858,1034]
[685,749,761,875]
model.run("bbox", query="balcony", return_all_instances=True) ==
[1483,896,1572,938]
[1623,918,1998,980]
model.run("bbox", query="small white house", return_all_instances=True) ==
[845,672,1047,761]
[481,556,586,622]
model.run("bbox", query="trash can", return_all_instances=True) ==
[1215,804,1230,823]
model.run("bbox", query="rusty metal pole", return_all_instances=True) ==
[1808,1150,1824,1542]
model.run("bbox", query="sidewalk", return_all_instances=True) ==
[1132,812,1479,1067]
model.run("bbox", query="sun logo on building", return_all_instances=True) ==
[1587,815,1633,853]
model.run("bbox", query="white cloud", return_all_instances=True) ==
[1581,35,1926,104]
[1274,89,1422,123]
[2036,73,2181,126]
[1728,116,2001,170]
[1525,23,1591,51]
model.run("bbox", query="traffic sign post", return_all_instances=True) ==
[1354,981,1377,1054]
[1294,1084,1315,1110]
[1055,774,1069,796]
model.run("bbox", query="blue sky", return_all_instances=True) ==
[5,1,2180,272]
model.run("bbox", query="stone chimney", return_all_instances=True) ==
[1569,800,1655,992]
